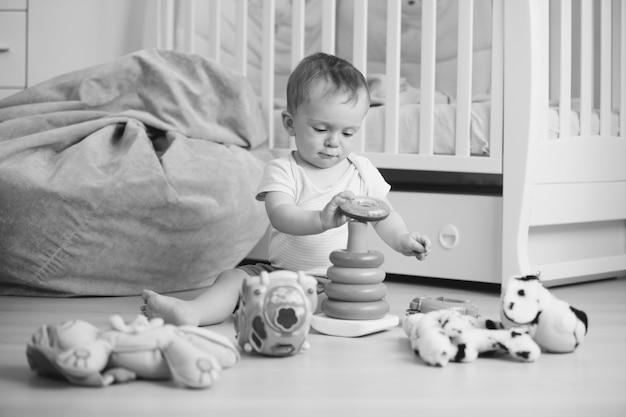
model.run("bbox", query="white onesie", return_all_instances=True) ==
[256,151,390,272]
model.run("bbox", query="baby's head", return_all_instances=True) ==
[285,52,370,116]
[283,53,370,169]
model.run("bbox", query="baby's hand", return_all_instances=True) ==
[320,190,355,231]
[398,232,432,260]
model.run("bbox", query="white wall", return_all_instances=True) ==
[28,0,152,86]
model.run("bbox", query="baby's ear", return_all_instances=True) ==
[281,111,296,136]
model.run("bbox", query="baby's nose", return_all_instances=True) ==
[325,133,340,147]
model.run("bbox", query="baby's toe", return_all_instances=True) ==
[141,289,155,302]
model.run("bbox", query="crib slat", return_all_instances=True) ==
[489,0,503,160]
[384,0,402,154]
[352,0,368,153]
[321,0,336,54]
[352,0,368,74]
[579,0,593,136]
[455,0,473,157]
[622,0,626,138]
[559,0,572,139]
[385,2,401,153]
[156,0,175,50]
[600,0,612,136]
[234,0,247,75]
[179,0,196,53]
[208,0,220,62]
[419,0,437,156]
[262,0,276,148]
[291,0,306,69]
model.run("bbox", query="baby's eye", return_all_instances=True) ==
[313,127,327,133]
[343,131,356,138]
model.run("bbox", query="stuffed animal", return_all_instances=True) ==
[402,274,589,366]
[234,270,318,357]
[500,274,589,353]
[26,315,240,388]
[402,309,541,367]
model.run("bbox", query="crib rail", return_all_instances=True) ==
[538,0,625,186]
[155,0,506,174]
[549,0,624,140]
[502,0,626,284]
[155,0,622,176]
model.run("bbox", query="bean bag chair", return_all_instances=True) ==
[0,49,271,296]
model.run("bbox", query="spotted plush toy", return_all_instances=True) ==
[402,309,541,367]
[403,274,589,366]
[500,274,588,353]
[26,315,240,388]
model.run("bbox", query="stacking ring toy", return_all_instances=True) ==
[325,282,387,302]
[329,250,384,268]
[339,196,390,222]
[314,195,397,335]
[322,299,390,320]
[327,266,386,284]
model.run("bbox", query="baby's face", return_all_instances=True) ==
[285,82,369,170]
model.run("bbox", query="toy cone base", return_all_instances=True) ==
[310,313,399,338]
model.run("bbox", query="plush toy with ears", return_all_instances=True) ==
[402,309,541,367]
[500,275,588,353]
[402,274,589,366]
[26,315,240,388]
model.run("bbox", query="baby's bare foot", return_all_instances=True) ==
[140,290,200,326]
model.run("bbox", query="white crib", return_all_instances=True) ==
[155,0,626,287]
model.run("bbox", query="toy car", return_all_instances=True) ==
[407,295,479,317]
[234,270,318,357]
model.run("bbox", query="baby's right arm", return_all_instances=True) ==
[264,190,355,236]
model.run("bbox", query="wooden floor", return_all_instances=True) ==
[1,276,625,417]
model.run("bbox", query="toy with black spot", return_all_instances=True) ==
[500,274,588,353]
[402,309,541,367]
[401,273,589,367]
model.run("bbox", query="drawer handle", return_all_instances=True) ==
[0,46,10,53]
[438,224,459,249]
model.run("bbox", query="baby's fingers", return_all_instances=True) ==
[419,235,432,252]
[335,190,356,205]
[411,233,431,260]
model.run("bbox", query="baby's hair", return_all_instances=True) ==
[286,52,370,115]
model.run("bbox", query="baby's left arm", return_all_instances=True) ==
[373,206,432,261]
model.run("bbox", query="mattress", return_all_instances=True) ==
[272,98,621,157]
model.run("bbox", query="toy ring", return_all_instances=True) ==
[339,196,390,222]
[329,250,384,268]
[327,266,386,284]
[324,282,387,302]
[322,299,389,320]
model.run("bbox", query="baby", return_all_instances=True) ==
[141,52,431,326]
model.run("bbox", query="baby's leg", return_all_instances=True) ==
[141,268,248,326]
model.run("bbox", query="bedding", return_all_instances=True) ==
[272,99,491,156]
[185,0,494,103]
[0,49,272,297]
[336,0,494,96]
[273,77,620,156]
[182,0,323,101]
[362,99,620,154]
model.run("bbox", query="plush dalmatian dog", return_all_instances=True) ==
[402,274,589,366]
[500,275,588,353]
[402,309,541,367]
